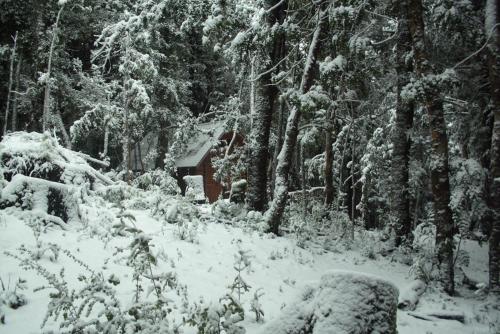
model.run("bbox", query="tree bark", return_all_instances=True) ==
[155,120,169,169]
[407,0,455,295]
[43,4,64,132]
[3,32,17,136]
[392,0,414,246]
[324,109,335,206]
[486,0,500,294]
[11,55,22,132]
[265,8,325,234]
[246,0,287,212]
[270,99,286,198]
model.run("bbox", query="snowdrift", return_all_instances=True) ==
[0,132,113,223]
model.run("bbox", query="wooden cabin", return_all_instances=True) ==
[175,122,244,203]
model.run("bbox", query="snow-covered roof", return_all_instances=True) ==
[175,121,225,168]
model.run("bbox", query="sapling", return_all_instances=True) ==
[230,249,252,302]
[250,288,264,323]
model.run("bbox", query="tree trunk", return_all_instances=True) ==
[350,141,355,240]
[407,0,455,295]
[123,33,132,183]
[155,120,169,169]
[12,55,22,132]
[486,0,500,294]
[392,0,414,246]
[102,122,110,158]
[3,32,17,137]
[246,0,287,212]
[324,109,335,206]
[43,4,64,132]
[270,99,286,198]
[55,108,71,149]
[265,8,325,234]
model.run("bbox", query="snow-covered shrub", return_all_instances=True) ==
[95,182,138,205]
[250,288,264,323]
[187,294,246,334]
[240,210,267,232]
[449,157,488,236]
[285,199,351,249]
[6,238,183,333]
[284,199,328,247]
[210,199,246,225]
[229,179,247,204]
[259,270,398,334]
[355,230,383,260]
[409,223,438,284]
[133,169,178,194]
[155,196,201,243]
[111,205,139,237]
[0,276,27,324]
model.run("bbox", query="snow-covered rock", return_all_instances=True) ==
[259,270,399,334]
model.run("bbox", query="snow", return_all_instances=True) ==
[319,55,347,75]
[0,203,496,333]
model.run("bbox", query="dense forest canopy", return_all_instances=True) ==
[0,0,499,330]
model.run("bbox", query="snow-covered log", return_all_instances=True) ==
[408,311,465,323]
[75,152,110,168]
[259,270,399,334]
[398,279,426,310]
[0,132,114,222]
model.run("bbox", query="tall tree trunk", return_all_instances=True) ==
[12,55,22,132]
[103,122,110,158]
[270,99,286,198]
[407,0,455,295]
[3,32,17,137]
[324,109,335,206]
[392,0,414,246]
[486,0,500,294]
[55,108,71,149]
[43,4,64,132]
[155,120,169,169]
[123,32,132,183]
[349,141,355,240]
[246,0,287,212]
[265,8,325,234]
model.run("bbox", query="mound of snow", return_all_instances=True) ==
[260,270,399,334]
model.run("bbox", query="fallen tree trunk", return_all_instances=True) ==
[408,311,465,323]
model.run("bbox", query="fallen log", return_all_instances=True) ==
[408,311,465,324]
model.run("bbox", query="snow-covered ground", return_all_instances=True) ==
[0,203,497,334]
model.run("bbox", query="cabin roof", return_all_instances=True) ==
[175,121,225,168]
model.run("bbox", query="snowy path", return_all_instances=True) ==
[0,208,494,334]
